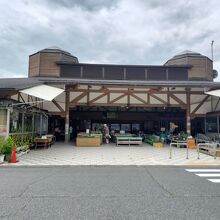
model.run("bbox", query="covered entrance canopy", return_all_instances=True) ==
[1,77,220,142]
[205,89,220,98]
[41,80,218,142]
[20,85,64,101]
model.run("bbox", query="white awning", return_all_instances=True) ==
[20,85,64,101]
[205,89,220,97]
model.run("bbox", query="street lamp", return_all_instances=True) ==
[211,40,214,61]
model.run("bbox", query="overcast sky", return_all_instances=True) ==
[0,0,220,80]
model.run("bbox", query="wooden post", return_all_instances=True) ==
[186,89,191,135]
[65,87,70,143]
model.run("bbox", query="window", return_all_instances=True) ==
[110,124,120,131]
[34,114,41,134]
[41,114,48,134]
[92,123,102,131]
[132,124,140,131]
[121,124,131,132]
[23,113,33,132]
[206,117,217,133]
[10,111,23,133]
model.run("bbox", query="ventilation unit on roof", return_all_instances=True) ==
[213,69,218,79]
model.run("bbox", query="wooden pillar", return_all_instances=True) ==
[65,87,70,143]
[186,89,191,135]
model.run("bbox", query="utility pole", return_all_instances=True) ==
[211,40,214,61]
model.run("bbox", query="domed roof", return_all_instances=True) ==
[45,46,62,50]
[172,50,204,59]
[176,50,201,56]
[39,47,72,56]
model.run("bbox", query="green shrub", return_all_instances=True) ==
[0,137,4,155]
[1,137,13,156]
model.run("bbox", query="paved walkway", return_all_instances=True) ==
[8,143,220,166]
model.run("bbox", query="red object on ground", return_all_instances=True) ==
[10,147,18,163]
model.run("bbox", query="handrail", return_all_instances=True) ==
[197,142,217,160]
[169,142,189,159]
[9,132,33,135]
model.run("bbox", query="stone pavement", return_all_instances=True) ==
[6,142,220,166]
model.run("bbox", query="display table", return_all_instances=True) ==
[116,136,142,146]
[113,134,134,143]
[33,137,52,149]
[46,135,56,145]
[76,133,101,147]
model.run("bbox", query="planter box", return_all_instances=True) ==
[76,137,101,147]
[92,134,103,144]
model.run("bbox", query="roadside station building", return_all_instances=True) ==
[1,47,220,142]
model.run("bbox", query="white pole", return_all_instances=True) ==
[6,108,10,138]
[211,40,214,61]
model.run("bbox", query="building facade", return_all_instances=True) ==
[0,47,220,142]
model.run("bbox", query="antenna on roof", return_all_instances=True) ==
[211,40,214,61]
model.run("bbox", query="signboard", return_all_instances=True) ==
[1,128,7,137]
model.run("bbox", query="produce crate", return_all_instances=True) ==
[216,151,220,157]
[153,142,163,148]
[145,135,160,146]
[187,138,196,149]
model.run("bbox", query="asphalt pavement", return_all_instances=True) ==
[0,166,220,220]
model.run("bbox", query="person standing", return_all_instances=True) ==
[54,126,61,141]
[103,124,110,144]
[69,126,73,141]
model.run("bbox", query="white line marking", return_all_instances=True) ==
[195,173,220,177]
[207,179,220,183]
[186,169,220,172]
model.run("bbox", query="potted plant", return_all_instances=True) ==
[0,137,5,164]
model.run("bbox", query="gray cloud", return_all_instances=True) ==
[43,0,118,11]
[0,0,220,80]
